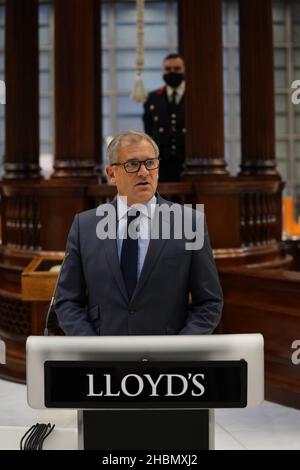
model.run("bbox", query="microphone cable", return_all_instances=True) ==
[20,423,55,450]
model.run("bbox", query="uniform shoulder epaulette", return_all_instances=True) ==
[155,86,166,96]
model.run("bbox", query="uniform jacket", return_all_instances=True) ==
[143,87,185,180]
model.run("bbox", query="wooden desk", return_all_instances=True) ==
[281,236,300,271]
[21,255,65,301]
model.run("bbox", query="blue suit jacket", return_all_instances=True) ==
[55,195,223,336]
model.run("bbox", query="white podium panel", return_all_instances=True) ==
[27,334,264,409]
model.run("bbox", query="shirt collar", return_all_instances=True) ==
[117,194,157,222]
[166,80,185,99]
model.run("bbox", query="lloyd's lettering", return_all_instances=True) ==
[44,361,247,408]
[86,372,206,398]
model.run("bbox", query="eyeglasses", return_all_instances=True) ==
[112,158,160,173]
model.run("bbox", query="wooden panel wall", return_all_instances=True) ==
[220,266,300,408]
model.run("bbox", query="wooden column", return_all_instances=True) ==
[239,0,277,175]
[180,0,227,175]
[4,0,41,179]
[53,0,101,177]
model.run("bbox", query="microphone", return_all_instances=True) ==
[44,252,70,336]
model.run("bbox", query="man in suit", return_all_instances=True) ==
[143,53,186,182]
[55,130,223,336]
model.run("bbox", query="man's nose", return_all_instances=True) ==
[137,162,149,176]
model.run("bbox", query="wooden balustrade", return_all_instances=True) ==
[240,191,279,247]
[3,195,41,250]
[0,178,283,253]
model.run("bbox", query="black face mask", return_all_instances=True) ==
[163,72,184,88]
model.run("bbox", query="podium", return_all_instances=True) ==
[26,334,264,450]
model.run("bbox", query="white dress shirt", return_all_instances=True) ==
[116,195,157,280]
[166,80,186,104]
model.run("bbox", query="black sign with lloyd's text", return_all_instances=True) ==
[44,360,247,409]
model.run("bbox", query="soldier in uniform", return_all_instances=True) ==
[143,53,186,182]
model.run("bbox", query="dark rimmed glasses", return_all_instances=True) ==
[111,158,160,173]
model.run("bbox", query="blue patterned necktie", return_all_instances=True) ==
[120,211,140,300]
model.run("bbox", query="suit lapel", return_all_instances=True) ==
[101,198,129,303]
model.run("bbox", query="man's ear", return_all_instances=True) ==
[106,165,117,185]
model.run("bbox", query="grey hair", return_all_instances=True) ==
[107,130,159,164]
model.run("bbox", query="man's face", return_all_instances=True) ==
[163,57,185,75]
[106,139,159,206]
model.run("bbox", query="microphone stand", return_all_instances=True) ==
[44,252,69,336]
